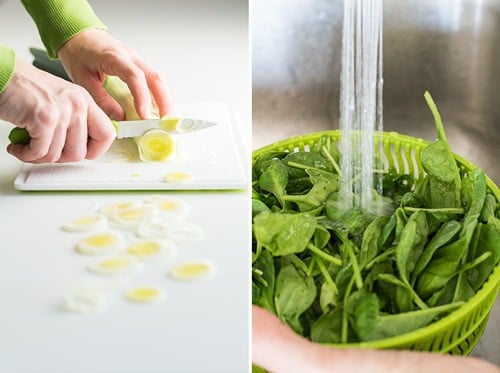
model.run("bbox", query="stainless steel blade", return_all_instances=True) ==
[115,117,218,139]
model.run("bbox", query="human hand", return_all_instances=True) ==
[58,28,172,120]
[252,305,499,373]
[0,59,115,163]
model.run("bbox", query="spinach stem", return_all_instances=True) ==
[404,207,464,214]
[365,248,396,270]
[315,255,338,294]
[320,146,342,175]
[286,161,333,174]
[407,283,429,310]
[341,275,355,344]
[344,242,363,289]
[455,252,492,275]
[307,256,316,277]
[307,243,343,266]
[254,243,263,263]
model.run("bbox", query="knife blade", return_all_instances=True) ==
[8,117,217,145]
[114,117,217,139]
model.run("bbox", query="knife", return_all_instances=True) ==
[8,117,217,145]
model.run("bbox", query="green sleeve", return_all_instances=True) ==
[0,45,15,94]
[20,0,107,59]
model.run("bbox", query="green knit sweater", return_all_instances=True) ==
[0,0,106,94]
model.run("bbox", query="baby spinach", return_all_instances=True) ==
[363,302,463,341]
[461,168,486,216]
[274,254,317,334]
[467,222,500,290]
[396,210,428,289]
[251,92,500,343]
[411,219,461,284]
[252,250,276,313]
[415,213,479,299]
[310,308,344,343]
[258,158,288,208]
[253,211,317,256]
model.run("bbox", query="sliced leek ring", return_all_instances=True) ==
[61,214,107,232]
[168,261,214,282]
[136,129,175,162]
[125,286,165,303]
[76,231,124,255]
[87,255,143,276]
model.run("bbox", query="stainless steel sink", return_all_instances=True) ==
[252,0,500,365]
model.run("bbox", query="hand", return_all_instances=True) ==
[252,305,499,373]
[58,28,172,120]
[0,59,115,163]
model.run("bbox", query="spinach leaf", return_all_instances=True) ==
[396,210,428,287]
[253,151,288,176]
[252,199,270,219]
[359,216,389,269]
[347,290,379,341]
[282,173,338,212]
[313,225,331,249]
[283,151,333,179]
[253,211,317,256]
[480,193,497,223]
[378,213,397,250]
[274,255,317,334]
[461,167,486,216]
[376,273,427,311]
[467,222,500,290]
[411,219,461,284]
[252,250,276,313]
[420,92,462,209]
[415,213,479,299]
[258,158,288,208]
[319,281,337,314]
[364,302,463,341]
[310,308,344,343]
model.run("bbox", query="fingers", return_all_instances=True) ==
[134,58,173,117]
[7,95,114,163]
[85,101,116,160]
[104,57,152,119]
[7,107,67,163]
[102,52,172,118]
[82,77,125,121]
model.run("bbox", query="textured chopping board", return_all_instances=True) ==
[13,103,247,191]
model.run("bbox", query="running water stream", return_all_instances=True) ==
[338,0,384,214]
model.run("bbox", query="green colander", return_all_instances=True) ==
[252,130,500,355]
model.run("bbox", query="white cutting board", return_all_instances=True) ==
[13,103,247,191]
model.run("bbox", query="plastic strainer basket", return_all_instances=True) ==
[252,130,500,355]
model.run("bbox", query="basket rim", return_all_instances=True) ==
[252,130,500,349]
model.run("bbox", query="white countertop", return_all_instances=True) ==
[0,1,250,372]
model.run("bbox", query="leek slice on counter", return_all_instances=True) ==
[76,231,124,255]
[87,255,143,276]
[125,286,165,303]
[168,261,215,281]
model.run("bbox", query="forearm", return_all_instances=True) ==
[0,45,15,94]
[20,0,106,58]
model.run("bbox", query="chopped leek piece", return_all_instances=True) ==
[76,231,124,255]
[168,261,214,281]
[135,129,175,162]
[125,286,165,303]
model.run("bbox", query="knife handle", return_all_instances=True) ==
[8,121,119,145]
[8,128,31,145]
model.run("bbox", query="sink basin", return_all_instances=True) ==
[252,0,500,184]
[252,0,500,365]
